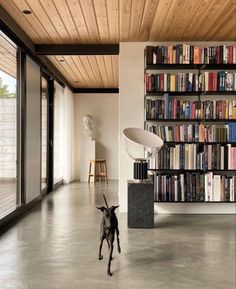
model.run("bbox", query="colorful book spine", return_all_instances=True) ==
[146,45,236,65]
[145,123,233,143]
[154,173,236,202]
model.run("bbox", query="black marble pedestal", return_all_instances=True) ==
[128,181,154,228]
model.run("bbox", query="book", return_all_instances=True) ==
[154,173,235,202]
[146,44,236,65]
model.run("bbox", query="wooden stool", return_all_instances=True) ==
[88,159,108,183]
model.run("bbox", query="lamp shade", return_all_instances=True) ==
[123,127,163,161]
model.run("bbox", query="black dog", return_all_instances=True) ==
[97,195,121,276]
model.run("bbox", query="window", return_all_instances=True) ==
[0,31,18,218]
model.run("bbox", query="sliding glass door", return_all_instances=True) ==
[41,77,48,192]
[0,31,18,218]
[53,81,64,185]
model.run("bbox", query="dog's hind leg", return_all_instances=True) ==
[98,237,104,260]
[107,237,114,276]
[106,238,110,250]
[116,228,121,254]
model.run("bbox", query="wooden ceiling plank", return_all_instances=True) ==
[104,55,114,87]
[198,0,235,40]
[120,0,132,41]
[0,44,16,59]
[154,0,184,41]
[216,10,236,40]
[139,0,159,41]
[51,0,80,42]
[111,55,118,88]
[149,0,172,40]
[0,33,17,53]
[0,66,16,78]
[0,54,16,68]
[53,56,77,85]
[0,44,16,57]
[68,56,87,83]
[39,0,72,43]
[25,0,63,43]
[87,55,104,87]
[79,0,100,43]
[0,58,16,70]
[0,59,16,72]
[67,0,90,43]
[0,63,15,72]
[50,56,76,86]
[129,0,146,41]
[106,0,119,42]
[77,56,98,87]
[0,34,17,79]
[85,55,103,87]
[66,56,88,88]
[183,0,218,40]
[60,56,82,82]
[95,55,109,87]
[8,0,52,43]
[189,0,231,40]
[1,0,43,43]
[47,56,72,83]
[0,55,16,66]
[0,57,16,68]
[93,0,110,43]
[168,0,200,41]
[72,56,94,87]
[177,0,209,41]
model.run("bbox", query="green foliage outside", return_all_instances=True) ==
[0,77,16,98]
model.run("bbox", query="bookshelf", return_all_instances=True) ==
[144,44,236,204]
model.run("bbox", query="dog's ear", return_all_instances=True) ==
[111,205,119,211]
[96,206,106,212]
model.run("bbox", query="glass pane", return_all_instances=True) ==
[0,31,18,218]
[53,82,64,184]
[41,77,48,191]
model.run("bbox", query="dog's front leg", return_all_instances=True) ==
[98,237,104,260]
[116,228,121,254]
[107,237,114,276]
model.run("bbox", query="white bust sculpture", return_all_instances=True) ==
[83,114,94,140]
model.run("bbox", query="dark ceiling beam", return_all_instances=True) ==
[73,88,119,94]
[35,44,119,55]
[0,6,73,90]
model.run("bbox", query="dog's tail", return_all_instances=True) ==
[103,194,109,208]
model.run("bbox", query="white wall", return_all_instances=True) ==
[119,42,236,214]
[74,93,118,180]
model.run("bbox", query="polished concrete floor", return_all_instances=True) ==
[0,183,16,219]
[0,181,235,289]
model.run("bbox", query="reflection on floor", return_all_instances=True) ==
[0,181,235,289]
[0,182,16,219]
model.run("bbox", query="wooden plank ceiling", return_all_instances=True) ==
[1,0,236,88]
[48,55,118,87]
[0,32,16,79]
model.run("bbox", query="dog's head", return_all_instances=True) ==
[97,206,119,229]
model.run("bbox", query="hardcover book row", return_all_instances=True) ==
[146,98,236,120]
[145,72,236,92]
[145,123,236,143]
[154,173,236,202]
[146,45,236,65]
[150,144,236,170]
[200,71,236,91]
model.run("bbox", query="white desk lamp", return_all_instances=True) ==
[123,127,163,181]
